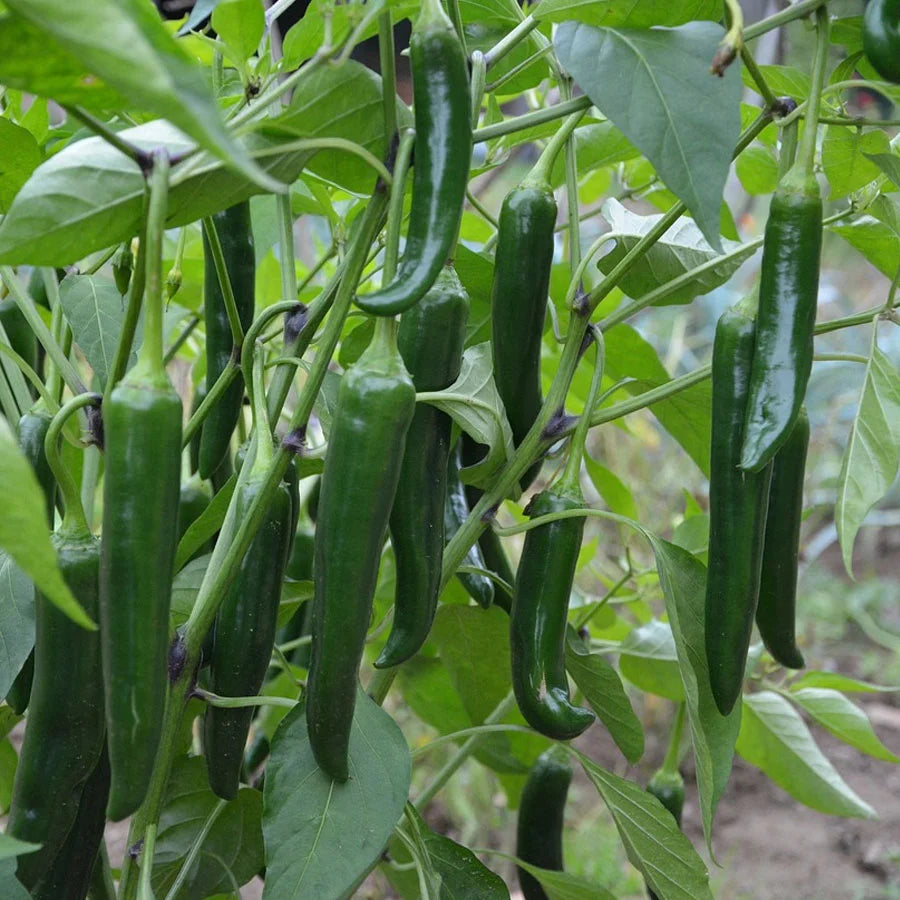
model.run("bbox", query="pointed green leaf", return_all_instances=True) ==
[0,551,35,699]
[736,691,877,818]
[822,126,890,199]
[515,860,616,899]
[555,21,742,250]
[0,832,39,862]
[532,0,721,27]
[0,119,41,214]
[834,333,900,576]
[789,671,900,694]
[830,217,900,278]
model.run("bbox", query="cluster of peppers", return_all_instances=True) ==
[4,2,896,897]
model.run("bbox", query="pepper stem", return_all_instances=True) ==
[134,150,170,379]
[777,118,799,181]
[44,393,101,540]
[419,0,452,30]
[523,110,587,190]
[250,340,274,474]
[559,328,605,494]
[792,6,829,182]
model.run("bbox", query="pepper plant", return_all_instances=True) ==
[0,1,898,898]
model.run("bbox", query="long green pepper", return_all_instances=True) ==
[377,267,469,668]
[307,321,415,781]
[100,153,183,820]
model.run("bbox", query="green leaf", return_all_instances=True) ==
[565,630,644,763]
[262,689,411,899]
[863,151,900,187]
[830,217,900,278]
[420,344,515,490]
[618,620,684,702]
[0,15,128,111]
[3,0,281,193]
[271,60,411,194]
[584,455,638,520]
[169,553,211,630]
[741,64,810,98]
[597,199,757,305]
[174,476,236,573]
[834,334,900,576]
[533,0,721,27]
[0,856,30,900]
[789,671,900,694]
[642,537,740,859]
[0,419,91,628]
[0,832,39,861]
[555,21,742,250]
[822,126,890,199]
[211,0,265,63]
[734,145,778,196]
[789,688,900,763]
[514,860,615,899]
[576,752,713,900]
[549,122,640,188]
[0,119,41,214]
[603,325,712,476]
[0,551,34,698]
[404,804,510,899]
[58,275,131,389]
[0,120,315,266]
[151,757,264,898]
[0,738,17,814]
[735,691,876,818]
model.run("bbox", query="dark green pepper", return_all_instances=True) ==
[306,327,415,781]
[9,535,105,893]
[516,748,572,900]
[0,296,37,377]
[178,476,212,544]
[198,202,255,479]
[740,176,822,472]
[645,768,685,900]
[490,183,555,491]
[355,0,470,316]
[188,382,207,477]
[377,267,469,668]
[706,303,773,716]
[279,523,315,669]
[204,456,294,800]
[510,487,594,740]
[445,441,494,609]
[863,0,900,83]
[756,408,809,670]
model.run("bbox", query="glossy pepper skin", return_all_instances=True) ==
[445,442,494,608]
[377,268,469,668]
[5,408,56,714]
[863,0,900,82]
[740,180,822,472]
[199,202,255,479]
[306,340,415,781]
[100,376,182,820]
[491,185,555,491]
[356,3,470,316]
[516,749,572,900]
[756,408,809,669]
[8,535,105,893]
[204,471,294,800]
[706,306,773,716]
[511,488,594,739]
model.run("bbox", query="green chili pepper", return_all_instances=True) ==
[645,767,685,900]
[355,0,470,316]
[279,523,315,669]
[706,303,774,716]
[204,451,294,800]
[113,242,134,296]
[0,296,37,376]
[189,383,207,476]
[377,267,469,668]
[445,441,494,609]
[516,748,572,900]
[100,153,182,820]
[198,202,255,479]
[756,408,809,670]
[307,323,415,781]
[863,0,900,83]
[9,396,106,895]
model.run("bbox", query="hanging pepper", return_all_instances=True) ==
[863,0,900,83]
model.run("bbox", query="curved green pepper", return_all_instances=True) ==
[355,0,470,316]
[377,267,469,668]
[445,442,494,608]
[198,202,255,479]
[756,408,809,669]
[740,177,822,472]
[100,375,182,819]
[706,304,773,716]
[863,0,900,83]
[9,535,105,893]
[510,488,594,740]
[491,184,555,491]
[204,464,294,800]
[516,748,572,900]
[306,329,415,781]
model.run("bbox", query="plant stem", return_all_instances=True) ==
[740,46,777,108]
[410,723,535,757]
[795,7,829,180]
[277,193,298,309]
[743,0,827,41]
[163,800,227,900]
[378,10,397,145]
[194,688,297,709]
[383,129,416,284]
[181,360,239,448]
[473,96,592,143]
[484,15,539,68]
[202,216,244,348]
[414,692,517,810]
[559,329,604,492]
[525,109,586,188]
[64,106,147,167]
[163,313,200,364]
[0,343,54,409]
